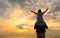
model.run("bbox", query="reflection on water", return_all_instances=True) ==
[0,36,60,38]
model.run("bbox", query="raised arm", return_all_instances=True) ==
[43,8,48,14]
[31,10,37,15]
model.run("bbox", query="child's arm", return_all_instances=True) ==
[31,10,37,15]
[43,8,48,14]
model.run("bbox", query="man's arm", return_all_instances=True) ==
[43,8,48,14]
[31,10,37,15]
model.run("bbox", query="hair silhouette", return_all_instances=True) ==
[38,9,42,13]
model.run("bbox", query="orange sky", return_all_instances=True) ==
[0,0,60,36]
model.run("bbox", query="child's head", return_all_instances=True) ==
[38,9,42,13]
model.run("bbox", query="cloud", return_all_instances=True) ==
[7,0,60,21]
[0,0,60,30]
[0,0,24,19]
[16,23,33,29]
[16,24,24,29]
[0,0,60,20]
[0,0,60,36]
[0,0,12,18]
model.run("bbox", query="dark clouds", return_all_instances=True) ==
[8,0,17,5]
[0,0,12,18]
[7,0,60,13]
[54,6,60,12]
[0,0,60,22]
[48,0,60,13]
[8,0,26,8]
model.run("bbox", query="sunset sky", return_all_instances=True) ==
[0,0,60,36]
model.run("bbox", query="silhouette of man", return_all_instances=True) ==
[31,8,48,38]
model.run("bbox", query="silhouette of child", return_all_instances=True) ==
[31,8,48,38]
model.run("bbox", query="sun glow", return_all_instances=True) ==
[0,1,60,35]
